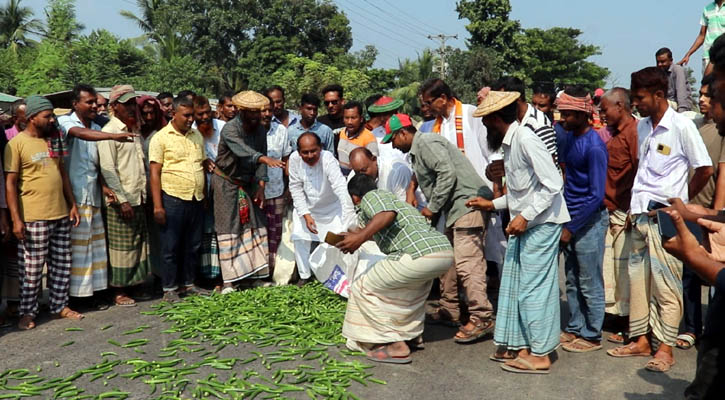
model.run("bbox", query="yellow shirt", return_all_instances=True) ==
[148,122,205,201]
[3,132,69,222]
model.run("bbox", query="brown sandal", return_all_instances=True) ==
[18,315,35,330]
[606,342,651,358]
[645,357,675,373]
[53,307,84,321]
[114,293,137,307]
[454,317,494,343]
[560,332,577,343]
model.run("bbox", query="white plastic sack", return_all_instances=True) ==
[272,209,297,285]
[309,241,386,298]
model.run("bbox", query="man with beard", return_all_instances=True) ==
[287,93,334,153]
[261,98,291,274]
[466,91,569,374]
[382,114,496,344]
[212,91,284,293]
[337,101,378,174]
[216,91,237,123]
[4,96,83,329]
[4,99,26,141]
[193,96,225,284]
[265,85,299,129]
[656,47,694,112]
[554,87,609,354]
[98,85,150,307]
[95,93,110,127]
[157,92,174,122]
[607,67,713,374]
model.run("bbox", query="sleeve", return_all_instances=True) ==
[97,139,128,204]
[288,153,310,216]
[325,152,354,217]
[366,140,379,157]
[280,126,293,157]
[220,123,262,167]
[492,194,509,211]
[421,140,456,214]
[386,161,412,202]
[57,116,73,141]
[682,119,714,168]
[565,143,608,234]
[255,132,268,183]
[718,136,725,164]
[148,133,164,164]
[519,132,565,221]
[3,142,18,173]
[701,8,708,26]
[360,191,398,220]
[321,126,335,153]
[675,67,692,112]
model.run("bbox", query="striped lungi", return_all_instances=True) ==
[603,209,631,316]
[105,204,150,288]
[200,207,221,280]
[343,250,454,351]
[494,223,562,356]
[69,205,108,297]
[264,196,287,272]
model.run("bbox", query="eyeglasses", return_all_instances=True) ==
[421,95,441,107]
[325,100,340,106]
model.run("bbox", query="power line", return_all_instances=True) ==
[336,0,431,49]
[365,0,442,38]
[428,33,458,79]
[342,12,428,51]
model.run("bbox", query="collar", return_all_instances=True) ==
[649,106,675,133]
[70,112,98,130]
[612,115,636,135]
[166,121,196,137]
[409,132,423,158]
[108,115,130,132]
[298,119,319,131]
[502,120,520,146]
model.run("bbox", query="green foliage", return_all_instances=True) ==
[15,42,70,95]
[446,46,503,104]
[43,0,84,44]
[455,0,520,68]
[0,0,42,55]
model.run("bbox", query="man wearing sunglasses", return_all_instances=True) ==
[318,84,346,158]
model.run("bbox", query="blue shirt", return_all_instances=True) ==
[58,112,102,208]
[271,110,300,133]
[419,120,435,133]
[287,119,335,153]
[561,128,608,234]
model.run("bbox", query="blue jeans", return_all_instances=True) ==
[158,192,203,291]
[563,208,608,341]
[682,266,703,336]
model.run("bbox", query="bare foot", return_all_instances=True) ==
[53,307,84,321]
[508,349,551,370]
[18,315,35,330]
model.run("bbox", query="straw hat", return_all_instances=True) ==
[472,91,520,118]
[232,90,269,111]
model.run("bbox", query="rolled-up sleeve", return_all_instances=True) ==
[220,124,263,169]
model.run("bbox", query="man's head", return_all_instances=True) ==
[109,85,139,129]
[72,84,98,122]
[232,90,269,131]
[655,47,674,71]
[172,95,195,133]
[492,76,526,106]
[347,173,378,206]
[217,91,237,121]
[599,87,631,127]
[700,74,715,118]
[177,90,196,102]
[299,93,320,125]
[381,113,415,153]
[10,99,26,130]
[532,82,556,115]
[474,91,519,152]
[367,96,403,124]
[707,34,725,126]
[297,132,322,166]
[349,147,378,180]
[343,101,364,136]
[321,84,344,118]
[96,93,109,116]
[157,92,174,120]
[556,86,592,133]
[630,66,669,118]
[139,97,161,131]
[261,97,273,130]
[419,78,454,117]
[193,95,213,137]
[707,75,725,134]
[264,85,287,118]
[25,95,56,137]
[418,95,434,121]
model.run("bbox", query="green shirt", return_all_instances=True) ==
[358,190,452,260]
[409,132,493,228]
[702,1,725,59]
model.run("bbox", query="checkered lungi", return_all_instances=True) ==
[264,196,287,271]
[18,218,72,317]
[105,204,150,288]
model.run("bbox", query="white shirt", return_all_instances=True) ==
[437,103,493,189]
[492,121,570,228]
[348,154,413,202]
[371,125,404,160]
[630,107,712,215]
[194,118,225,191]
[265,123,292,199]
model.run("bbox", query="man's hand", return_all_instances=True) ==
[505,214,528,236]
[336,231,366,254]
[466,197,494,211]
[1,210,11,242]
[120,202,134,220]
[69,204,80,227]
[559,227,572,245]
[677,55,690,66]
[485,160,504,183]
[698,218,725,262]
[260,156,285,168]
[102,186,117,204]
[663,210,703,262]
[420,207,434,219]
[12,219,25,241]
[202,159,216,173]
[406,190,418,208]
[253,187,265,209]
[303,214,318,234]
[114,133,138,142]
[154,207,167,226]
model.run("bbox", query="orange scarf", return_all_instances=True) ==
[433,99,465,154]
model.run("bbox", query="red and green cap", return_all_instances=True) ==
[381,113,413,144]
[368,96,404,113]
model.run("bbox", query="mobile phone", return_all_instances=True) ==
[648,200,669,212]
[657,210,704,243]
[324,232,345,246]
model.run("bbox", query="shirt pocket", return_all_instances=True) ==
[506,166,534,192]
[645,142,676,177]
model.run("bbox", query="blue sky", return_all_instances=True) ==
[23,0,708,87]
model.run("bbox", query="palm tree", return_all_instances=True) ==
[0,0,42,55]
[120,0,181,59]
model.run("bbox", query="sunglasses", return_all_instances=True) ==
[325,100,340,106]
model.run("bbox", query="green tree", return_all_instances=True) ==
[0,0,42,55]
[15,42,70,95]
[120,0,186,60]
[43,0,84,44]
[446,46,503,104]
[455,0,520,67]
[69,30,152,88]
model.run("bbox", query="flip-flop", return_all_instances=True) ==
[53,307,84,321]
[501,357,550,374]
[645,357,675,373]
[675,334,695,350]
[606,344,651,358]
[17,315,35,330]
[607,332,627,344]
[366,346,412,364]
[489,352,516,363]
[562,338,603,353]
[560,332,577,343]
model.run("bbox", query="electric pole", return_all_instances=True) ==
[427,34,458,79]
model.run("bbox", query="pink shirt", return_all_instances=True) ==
[4,125,19,141]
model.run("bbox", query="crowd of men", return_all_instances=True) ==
[2,2,725,397]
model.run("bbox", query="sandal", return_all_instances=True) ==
[501,357,550,374]
[562,338,602,353]
[490,350,517,363]
[607,332,627,344]
[676,333,695,350]
[18,315,35,330]
[425,308,461,327]
[454,317,494,344]
[366,345,412,364]
[53,307,84,321]
[645,357,675,373]
[406,335,425,350]
[114,293,137,307]
[606,343,651,358]
[560,332,577,343]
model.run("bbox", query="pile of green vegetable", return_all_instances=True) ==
[0,283,384,399]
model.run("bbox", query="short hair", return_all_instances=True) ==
[264,85,285,98]
[193,95,210,109]
[72,84,97,102]
[532,82,555,97]
[655,47,673,59]
[347,173,378,199]
[401,125,417,134]
[491,100,518,124]
[343,101,364,116]
[297,131,322,149]
[702,73,716,88]
[300,93,320,107]
[602,87,631,110]
[710,34,725,72]
[10,99,25,116]
[177,90,196,100]
[321,84,343,98]
[157,92,173,101]
[631,66,669,95]
[563,85,589,98]
[218,91,235,104]
[420,78,453,99]
[173,95,194,111]
[492,77,526,101]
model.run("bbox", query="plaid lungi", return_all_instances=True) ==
[18,218,72,317]
[105,204,150,288]
[200,208,221,280]
[264,196,287,272]
[69,205,108,297]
